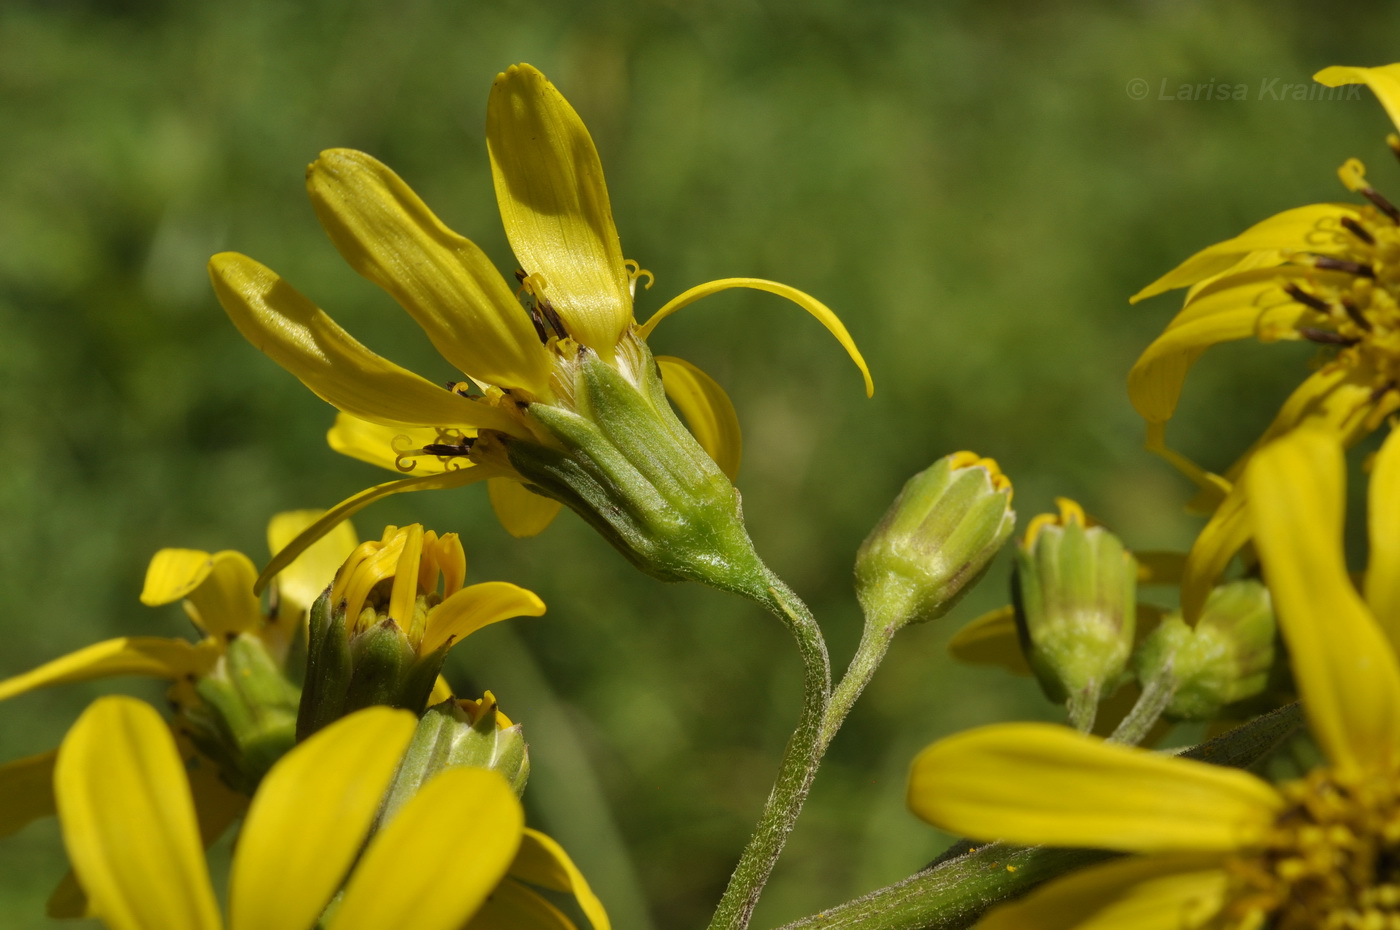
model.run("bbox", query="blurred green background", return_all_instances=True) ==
[2,1,1398,926]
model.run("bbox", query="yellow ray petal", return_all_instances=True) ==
[256,466,493,594]
[487,64,631,354]
[330,768,524,930]
[0,637,212,702]
[1180,484,1249,624]
[308,149,552,395]
[228,707,416,930]
[978,853,1228,930]
[55,696,221,930]
[489,477,564,538]
[210,252,524,436]
[1246,430,1400,774]
[655,355,743,480]
[326,411,458,474]
[141,548,260,637]
[0,749,56,839]
[428,674,455,704]
[1315,64,1400,134]
[506,828,611,930]
[907,723,1280,852]
[1130,203,1361,303]
[946,606,1031,676]
[266,509,359,620]
[1367,428,1400,646]
[421,581,547,654]
[1128,271,1313,424]
[639,277,874,397]
[466,879,579,930]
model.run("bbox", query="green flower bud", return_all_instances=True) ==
[855,452,1015,631]
[1135,580,1277,721]
[1013,498,1136,729]
[380,691,530,824]
[493,335,769,595]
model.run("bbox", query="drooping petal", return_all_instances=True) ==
[141,548,261,637]
[421,581,547,654]
[55,696,221,930]
[1128,269,1315,424]
[655,355,742,480]
[907,723,1280,852]
[1245,430,1400,773]
[0,637,213,702]
[466,879,578,930]
[307,149,553,396]
[487,63,631,354]
[506,828,611,930]
[266,509,359,620]
[946,607,1031,676]
[1179,484,1249,624]
[210,252,524,436]
[639,277,874,397]
[489,477,564,538]
[1315,65,1400,134]
[256,466,494,594]
[228,707,416,930]
[1129,203,1361,303]
[977,853,1229,930]
[329,768,524,930]
[0,750,56,839]
[1367,428,1400,645]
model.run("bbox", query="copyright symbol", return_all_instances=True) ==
[1126,78,1150,100]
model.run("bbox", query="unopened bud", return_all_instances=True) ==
[1135,580,1276,721]
[1013,499,1135,727]
[187,635,300,793]
[855,452,1015,631]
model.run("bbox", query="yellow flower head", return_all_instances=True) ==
[210,64,872,587]
[907,426,1400,929]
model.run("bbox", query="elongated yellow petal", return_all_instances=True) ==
[1130,203,1360,303]
[656,355,742,480]
[266,509,359,619]
[466,879,578,930]
[141,548,260,637]
[507,828,611,930]
[640,277,874,397]
[1315,65,1400,134]
[489,477,563,538]
[978,853,1228,930]
[0,637,212,702]
[308,149,552,395]
[330,768,524,930]
[908,723,1280,852]
[1180,484,1249,623]
[421,581,547,654]
[946,607,1031,676]
[256,466,493,594]
[228,707,416,930]
[1368,428,1400,646]
[0,750,55,838]
[55,696,221,930]
[326,411,458,474]
[210,252,524,436]
[487,64,631,354]
[1128,270,1313,424]
[1246,431,1400,773]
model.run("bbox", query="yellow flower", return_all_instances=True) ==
[56,696,608,930]
[906,426,1400,929]
[1130,64,1400,619]
[209,64,871,584]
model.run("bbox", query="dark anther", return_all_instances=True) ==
[514,269,527,283]
[1298,327,1360,346]
[527,304,549,343]
[541,300,569,339]
[422,438,476,457]
[1313,256,1377,278]
[1361,186,1400,224]
[1284,283,1331,313]
[1342,298,1373,331]
[1342,216,1376,245]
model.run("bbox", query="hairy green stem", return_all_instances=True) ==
[1107,670,1176,745]
[708,572,832,930]
[820,622,894,753]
